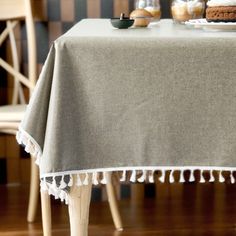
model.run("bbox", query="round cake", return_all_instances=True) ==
[206,0,236,22]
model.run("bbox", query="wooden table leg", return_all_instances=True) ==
[27,157,39,222]
[40,190,52,236]
[105,173,123,231]
[68,174,92,236]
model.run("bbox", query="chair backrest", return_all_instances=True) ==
[0,0,36,104]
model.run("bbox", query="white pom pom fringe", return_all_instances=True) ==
[159,170,165,183]
[76,174,83,186]
[219,171,225,183]
[230,171,235,184]
[52,177,57,188]
[189,170,195,182]
[130,170,136,182]
[179,170,185,183]
[200,170,205,183]
[92,172,99,185]
[209,170,215,182]
[148,170,155,183]
[39,168,236,205]
[40,177,68,204]
[59,176,67,189]
[101,172,108,184]
[16,128,42,165]
[40,177,48,191]
[138,170,147,183]
[83,173,89,185]
[169,170,175,183]
[120,170,126,182]
[68,175,73,187]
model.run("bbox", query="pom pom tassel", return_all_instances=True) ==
[101,172,108,184]
[179,170,185,183]
[169,170,175,183]
[59,176,67,189]
[219,171,225,183]
[59,191,68,204]
[40,177,48,191]
[59,191,66,202]
[200,170,205,183]
[130,170,136,182]
[25,140,31,153]
[52,176,57,188]
[76,174,83,186]
[120,170,126,182]
[209,170,215,182]
[159,170,165,183]
[230,171,235,184]
[83,173,89,185]
[68,175,73,187]
[148,170,155,183]
[189,170,195,182]
[92,172,99,185]
[65,196,69,205]
[138,170,147,183]
[48,186,54,196]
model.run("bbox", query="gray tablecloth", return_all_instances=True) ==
[17,19,236,202]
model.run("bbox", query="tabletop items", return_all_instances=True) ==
[111,0,161,28]
[110,0,236,30]
[110,13,134,29]
[171,0,205,24]
[186,0,236,30]
[130,8,153,27]
[135,0,161,22]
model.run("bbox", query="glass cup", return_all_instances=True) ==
[135,0,161,23]
[171,0,205,24]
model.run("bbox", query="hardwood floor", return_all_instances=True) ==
[0,182,235,236]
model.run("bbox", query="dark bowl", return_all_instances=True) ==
[110,18,134,29]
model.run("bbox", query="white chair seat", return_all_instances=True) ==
[0,104,26,121]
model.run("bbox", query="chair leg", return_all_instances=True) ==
[41,190,52,236]
[105,173,123,231]
[68,174,92,236]
[27,156,39,222]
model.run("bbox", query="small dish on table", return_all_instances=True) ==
[110,13,134,29]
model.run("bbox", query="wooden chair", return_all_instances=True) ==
[0,0,38,223]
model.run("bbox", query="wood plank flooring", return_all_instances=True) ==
[0,182,235,236]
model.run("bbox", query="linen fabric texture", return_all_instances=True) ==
[18,19,236,181]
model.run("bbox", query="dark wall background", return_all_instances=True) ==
[33,0,171,65]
